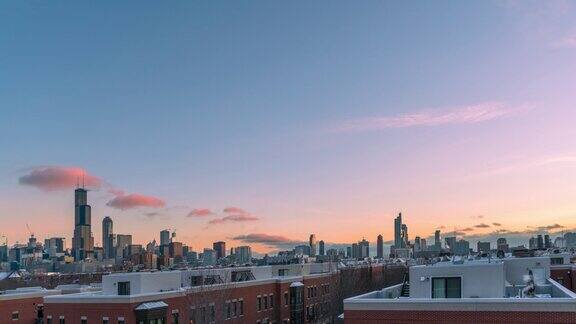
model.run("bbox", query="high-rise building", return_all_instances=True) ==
[453,239,470,255]
[394,213,403,248]
[544,235,552,249]
[72,187,94,261]
[169,242,184,262]
[434,230,441,250]
[537,235,544,250]
[234,246,252,264]
[414,236,422,252]
[213,241,226,259]
[376,235,384,259]
[318,240,325,256]
[160,230,171,246]
[421,238,427,251]
[477,241,491,253]
[102,216,113,259]
[529,237,537,250]
[359,239,370,258]
[497,238,509,253]
[44,237,65,257]
[115,234,132,260]
[445,237,457,252]
[309,234,317,257]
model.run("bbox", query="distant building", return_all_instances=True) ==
[44,237,65,257]
[102,216,113,259]
[537,235,544,250]
[213,241,226,259]
[309,234,317,257]
[160,230,171,246]
[377,235,384,259]
[544,235,552,249]
[115,234,132,260]
[72,187,95,261]
[445,237,457,252]
[477,241,491,253]
[202,248,216,266]
[235,246,252,264]
[434,230,441,251]
[359,239,370,258]
[497,238,509,253]
[294,245,311,256]
[453,239,470,256]
[169,242,183,262]
[318,240,325,256]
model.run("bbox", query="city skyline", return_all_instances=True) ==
[2,1,576,253]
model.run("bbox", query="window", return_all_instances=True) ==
[118,318,125,324]
[269,294,274,308]
[172,313,179,324]
[59,318,65,324]
[47,318,52,324]
[12,311,19,320]
[117,281,131,295]
[103,318,109,324]
[226,301,231,319]
[551,257,564,265]
[238,299,244,316]
[284,292,289,306]
[209,304,215,323]
[81,319,87,324]
[257,296,262,311]
[263,295,268,309]
[232,301,237,317]
[432,277,461,298]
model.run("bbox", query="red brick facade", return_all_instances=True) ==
[344,310,576,323]
[43,274,340,324]
[0,296,43,324]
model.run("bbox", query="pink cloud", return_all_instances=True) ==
[19,166,101,191]
[106,192,166,210]
[187,208,214,217]
[223,206,248,215]
[331,102,524,133]
[208,214,259,225]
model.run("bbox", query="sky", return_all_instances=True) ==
[1,1,576,254]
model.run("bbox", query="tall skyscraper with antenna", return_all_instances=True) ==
[72,177,94,261]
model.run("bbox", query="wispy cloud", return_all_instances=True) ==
[330,102,524,133]
[18,166,101,191]
[207,207,259,225]
[232,233,303,249]
[106,191,166,210]
[472,155,576,178]
[493,222,503,227]
[475,223,491,229]
[208,214,259,225]
[187,208,214,217]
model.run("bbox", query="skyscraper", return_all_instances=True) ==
[102,216,113,259]
[72,187,94,261]
[160,230,170,246]
[376,235,384,259]
[318,240,325,256]
[434,230,441,250]
[213,241,226,259]
[309,234,317,257]
[394,213,403,248]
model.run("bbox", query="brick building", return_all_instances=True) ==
[41,263,341,323]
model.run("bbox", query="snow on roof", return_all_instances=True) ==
[135,301,169,310]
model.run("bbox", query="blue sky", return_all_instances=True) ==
[1,1,576,252]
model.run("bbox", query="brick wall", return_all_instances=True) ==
[344,310,576,323]
[0,296,43,324]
